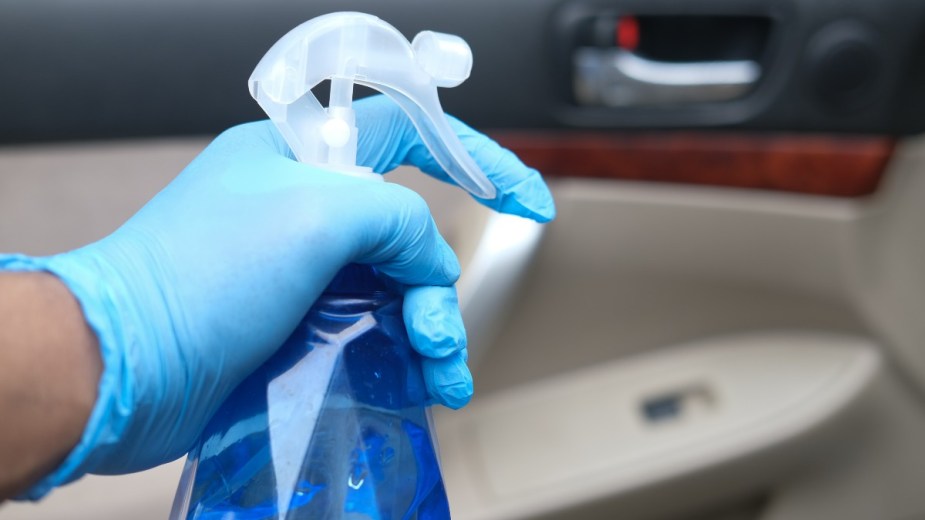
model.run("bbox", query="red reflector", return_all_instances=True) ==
[617,16,640,50]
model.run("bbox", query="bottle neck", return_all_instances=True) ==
[324,263,397,296]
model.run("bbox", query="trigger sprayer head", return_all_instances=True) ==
[248,12,497,200]
[411,31,473,88]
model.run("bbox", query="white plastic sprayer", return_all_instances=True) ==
[248,11,497,199]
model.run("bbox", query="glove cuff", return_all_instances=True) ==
[0,252,131,500]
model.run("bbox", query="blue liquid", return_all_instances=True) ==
[171,265,451,520]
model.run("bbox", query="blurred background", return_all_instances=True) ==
[4,1,925,519]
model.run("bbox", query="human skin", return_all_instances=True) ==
[0,272,101,500]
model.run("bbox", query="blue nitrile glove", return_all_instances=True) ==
[1,94,555,499]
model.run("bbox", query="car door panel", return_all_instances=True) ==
[3,1,925,519]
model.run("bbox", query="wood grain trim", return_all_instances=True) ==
[491,131,895,197]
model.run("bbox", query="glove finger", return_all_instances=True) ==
[229,102,555,223]
[352,183,461,288]
[456,135,556,223]
[403,285,466,359]
[422,350,473,409]
[353,95,556,224]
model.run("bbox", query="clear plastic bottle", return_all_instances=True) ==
[170,264,450,519]
[171,12,492,519]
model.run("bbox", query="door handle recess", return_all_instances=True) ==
[574,47,761,107]
[435,331,880,520]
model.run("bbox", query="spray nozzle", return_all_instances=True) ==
[248,12,497,200]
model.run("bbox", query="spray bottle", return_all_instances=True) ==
[168,12,494,520]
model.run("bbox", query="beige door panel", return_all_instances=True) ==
[849,136,925,394]
[436,332,879,520]
[446,137,925,519]
[457,177,869,393]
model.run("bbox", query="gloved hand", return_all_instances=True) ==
[0,94,555,499]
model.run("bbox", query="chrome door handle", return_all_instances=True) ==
[574,48,761,106]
